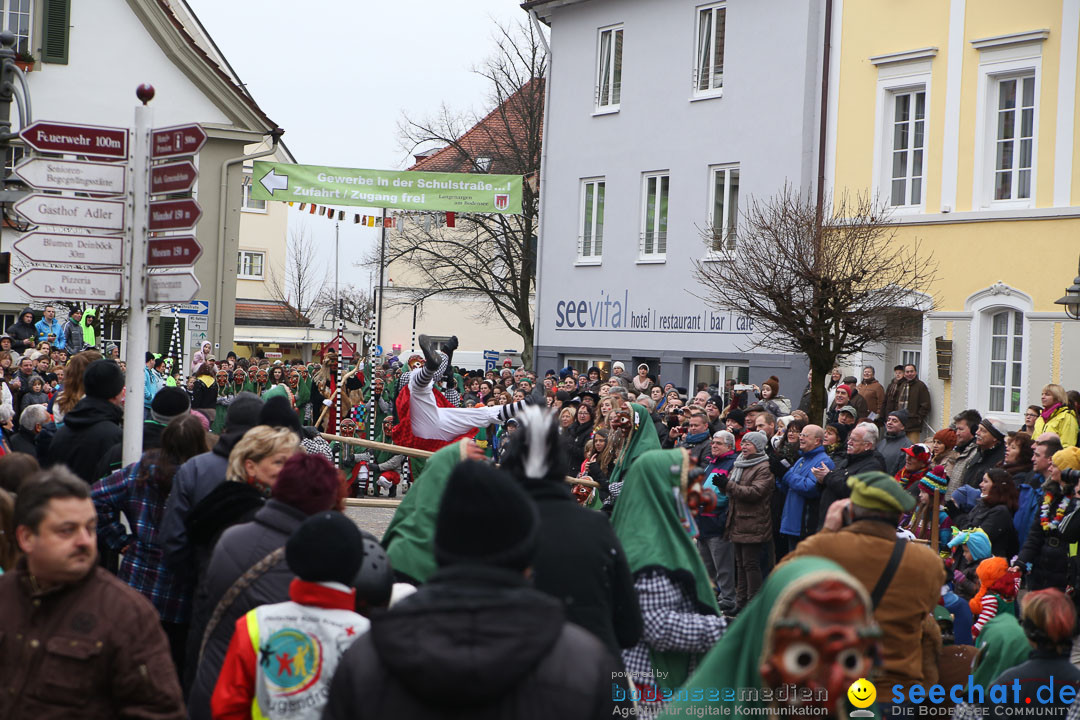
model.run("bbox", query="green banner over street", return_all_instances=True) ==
[250,161,522,214]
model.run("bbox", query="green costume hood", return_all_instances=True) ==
[609,402,662,486]
[611,448,719,690]
[668,557,872,716]
[971,613,1030,691]
[382,441,468,584]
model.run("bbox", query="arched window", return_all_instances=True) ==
[965,284,1032,423]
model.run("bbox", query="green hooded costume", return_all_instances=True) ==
[611,448,720,692]
[382,441,468,584]
[970,613,1030,691]
[79,309,97,348]
[586,402,661,511]
[666,556,874,717]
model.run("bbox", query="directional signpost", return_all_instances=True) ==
[149,198,202,231]
[13,231,124,266]
[12,101,208,468]
[147,270,200,303]
[147,236,202,267]
[15,157,126,194]
[150,160,197,194]
[176,300,210,315]
[151,124,207,159]
[13,194,126,231]
[20,120,128,159]
[12,268,122,302]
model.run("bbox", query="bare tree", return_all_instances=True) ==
[268,224,327,327]
[693,187,938,423]
[376,20,545,367]
[313,283,373,328]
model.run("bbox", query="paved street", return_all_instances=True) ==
[344,503,398,539]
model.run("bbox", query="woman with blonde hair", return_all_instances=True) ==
[226,426,299,494]
[1033,383,1078,449]
[54,349,103,421]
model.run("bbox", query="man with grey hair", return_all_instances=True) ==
[811,421,885,531]
[698,430,738,614]
[779,424,833,552]
[10,403,47,456]
[607,385,629,411]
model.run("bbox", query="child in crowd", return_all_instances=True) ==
[970,557,1020,638]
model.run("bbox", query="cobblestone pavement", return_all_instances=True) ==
[344,504,398,539]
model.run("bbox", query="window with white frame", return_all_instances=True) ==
[3,0,32,57]
[640,173,669,258]
[690,361,748,395]
[237,250,265,280]
[578,178,605,260]
[565,357,611,379]
[888,89,926,207]
[992,74,1035,202]
[709,165,739,251]
[242,175,267,212]
[596,25,623,111]
[694,3,726,95]
[988,309,1024,414]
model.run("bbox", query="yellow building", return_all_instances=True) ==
[828,0,1080,432]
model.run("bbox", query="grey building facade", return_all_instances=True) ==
[530,0,825,398]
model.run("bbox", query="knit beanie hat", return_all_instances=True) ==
[286,511,364,585]
[948,527,992,561]
[259,395,303,437]
[742,430,767,453]
[887,408,909,426]
[150,387,190,423]
[225,392,263,433]
[434,461,539,571]
[612,361,625,372]
[836,383,852,396]
[970,557,1018,614]
[919,465,948,495]
[762,376,780,396]
[847,471,916,513]
[83,358,125,400]
[980,418,1006,442]
[352,530,393,611]
[933,428,958,451]
[1052,446,1080,472]
[726,408,746,428]
[272,453,342,516]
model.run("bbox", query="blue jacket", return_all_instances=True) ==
[1014,472,1044,549]
[780,445,833,537]
[35,317,64,349]
[144,366,163,408]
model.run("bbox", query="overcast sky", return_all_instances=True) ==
[185,0,531,293]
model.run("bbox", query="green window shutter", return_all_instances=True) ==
[41,0,71,65]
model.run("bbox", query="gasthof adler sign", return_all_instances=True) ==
[250,160,523,214]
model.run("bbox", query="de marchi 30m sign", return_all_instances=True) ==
[250,161,523,214]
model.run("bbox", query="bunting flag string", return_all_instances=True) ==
[291,202,403,228]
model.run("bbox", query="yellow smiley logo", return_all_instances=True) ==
[847,677,876,709]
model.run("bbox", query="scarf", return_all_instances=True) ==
[611,448,719,691]
[1041,403,1063,423]
[899,380,911,410]
[684,430,710,445]
[728,451,769,486]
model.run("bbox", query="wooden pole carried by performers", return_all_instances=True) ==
[320,432,600,489]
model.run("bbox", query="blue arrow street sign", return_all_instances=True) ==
[175,300,209,315]
[374,345,383,357]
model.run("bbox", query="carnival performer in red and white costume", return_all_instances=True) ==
[392,334,527,452]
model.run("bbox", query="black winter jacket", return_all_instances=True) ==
[1019,495,1080,591]
[966,501,1019,559]
[47,396,122,483]
[816,449,886,530]
[521,478,641,658]
[7,307,35,349]
[186,499,307,719]
[961,442,1007,489]
[323,564,627,720]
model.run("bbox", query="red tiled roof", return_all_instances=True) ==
[235,300,309,326]
[408,78,544,174]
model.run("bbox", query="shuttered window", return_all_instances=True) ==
[41,0,69,64]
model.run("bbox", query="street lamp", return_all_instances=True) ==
[1055,256,1080,320]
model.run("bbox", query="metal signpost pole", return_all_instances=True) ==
[121,86,154,467]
